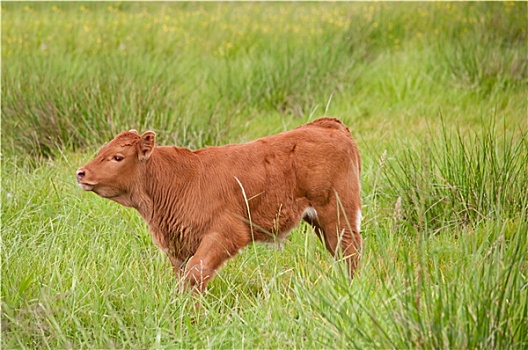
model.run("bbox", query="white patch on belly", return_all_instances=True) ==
[356,209,362,233]
[303,207,318,220]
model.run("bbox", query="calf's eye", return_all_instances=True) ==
[113,155,124,162]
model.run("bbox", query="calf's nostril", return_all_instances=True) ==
[76,169,86,178]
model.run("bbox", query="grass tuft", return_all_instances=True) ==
[381,119,527,235]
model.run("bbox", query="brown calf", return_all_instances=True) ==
[77,117,362,292]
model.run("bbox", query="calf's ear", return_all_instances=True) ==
[139,131,156,161]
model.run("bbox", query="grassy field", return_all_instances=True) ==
[2,2,527,349]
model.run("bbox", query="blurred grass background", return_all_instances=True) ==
[2,2,526,155]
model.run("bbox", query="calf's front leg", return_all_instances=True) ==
[183,231,245,293]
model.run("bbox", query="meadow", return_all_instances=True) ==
[2,2,527,348]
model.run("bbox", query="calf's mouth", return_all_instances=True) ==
[77,182,95,191]
[76,168,95,191]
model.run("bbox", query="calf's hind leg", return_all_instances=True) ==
[311,203,363,277]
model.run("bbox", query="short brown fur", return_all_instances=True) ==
[77,117,362,292]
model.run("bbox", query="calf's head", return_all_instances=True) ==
[76,130,156,203]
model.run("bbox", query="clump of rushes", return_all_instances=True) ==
[303,203,527,349]
[383,120,527,235]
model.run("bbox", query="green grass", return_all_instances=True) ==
[2,2,527,349]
